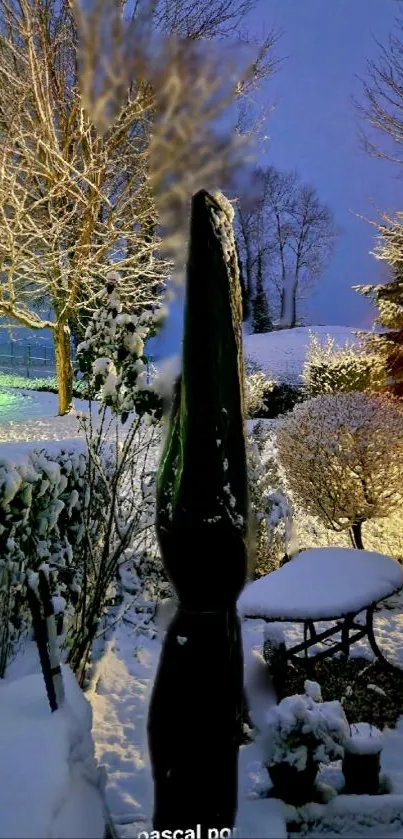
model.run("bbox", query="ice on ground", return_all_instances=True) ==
[238,547,403,621]
[0,664,105,839]
[244,325,360,384]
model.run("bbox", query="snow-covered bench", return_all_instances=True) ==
[238,547,403,669]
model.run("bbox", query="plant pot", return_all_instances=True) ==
[267,755,319,805]
[342,723,383,795]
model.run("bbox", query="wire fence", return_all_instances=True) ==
[0,342,158,383]
[0,342,60,379]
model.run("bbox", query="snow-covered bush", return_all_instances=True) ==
[276,392,403,549]
[247,423,296,577]
[0,448,92,675]
[245,371,303,419]
[260,681,349,772]
[67,276,167,683]
[77,273,164,422]
[303,333,385,398]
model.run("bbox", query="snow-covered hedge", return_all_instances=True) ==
[303,333,385,398]
[0,447,92,675]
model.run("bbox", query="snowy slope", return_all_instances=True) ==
[244,326,361,384]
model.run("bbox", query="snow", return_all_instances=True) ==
[345,723,383,755]
[290,793,403,837]
[244,326,361,384]
[0,389,91,444]
[238,547,403,621]
[259,692,349,770]
[263,623,286,646]
[0,664,105,839]
[2,384,403,839]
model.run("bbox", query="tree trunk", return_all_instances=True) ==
[349,521,364,550]
[53,321,73,415]
[279,276,297,328]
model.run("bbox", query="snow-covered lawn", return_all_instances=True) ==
[244,325,360,384]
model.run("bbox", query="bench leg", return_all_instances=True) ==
[341,619,350,660]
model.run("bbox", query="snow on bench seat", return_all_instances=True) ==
[238,547,403,622]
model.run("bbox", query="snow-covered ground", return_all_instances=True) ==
[0,663,106,839]
[2,386,403,839]
[0,390,89,444]
[244,325,361,384]
[87,589,403,839]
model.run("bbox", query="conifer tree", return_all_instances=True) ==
[252,252,272,333]
[356,225,403,398]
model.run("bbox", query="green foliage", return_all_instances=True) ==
[0,372,89,398]
[303,333,385,398]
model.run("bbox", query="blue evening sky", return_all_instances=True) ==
[150,0,402,359]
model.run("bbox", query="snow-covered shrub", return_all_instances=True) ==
[260,681,349,772]
[247,422,296,577]
[246,371,274,418]
[77,273,164,422]
[0,448,92,675]
[245,371,303,419]
[67,276,167,683]
[303,333,385,398]
[276,392,403,549]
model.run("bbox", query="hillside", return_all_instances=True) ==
[244,325,361,384]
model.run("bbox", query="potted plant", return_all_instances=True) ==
[259,681,349,805]
[342,722,383,795]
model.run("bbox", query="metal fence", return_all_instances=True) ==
[0,341,158,382]
[0,342,60,378]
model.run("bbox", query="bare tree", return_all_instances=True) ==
[236,165,337,330]
[0,0,279,414]
[355,16,403,165]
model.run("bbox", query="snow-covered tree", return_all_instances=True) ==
[0,0,278,414]
[251,251,273,333]
[276,392,403,549]
[77,272,164,422]
[355,234,403,398]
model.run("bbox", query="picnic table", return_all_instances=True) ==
[238,547,403,670]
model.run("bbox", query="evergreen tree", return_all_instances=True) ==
[356,226,403,398]
[252,252,272,333]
